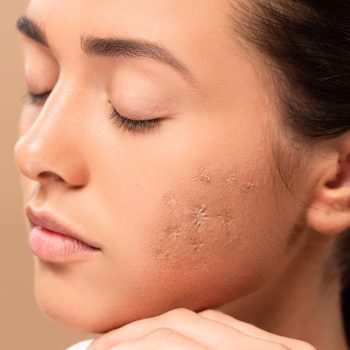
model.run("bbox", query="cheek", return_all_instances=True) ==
[28,123,303,333]
[130,162,291,310]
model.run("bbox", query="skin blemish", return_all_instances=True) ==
[162,225,182,241]
[218,212,234,225]
[213,211,235,238]
[155,225,182,262]
[162,193,178,208]
[192,168,212,184]
[224,170,239,184]
[191,203,209,232]
[189,235,204,252]
[154,246,171,261]
[239,181,257,193]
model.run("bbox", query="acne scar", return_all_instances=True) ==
[155,225,182,262]
[239,181,257,193]
[188,235,204,252]
[192,168,212,184]
[162,193,178,208]
[224,170,239,184]
[191,203,209,232]
[162,225,182,241]
[154,246,171,261]
[218,212,234,225]
[156,164,254,264]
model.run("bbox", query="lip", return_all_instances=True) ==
[25,205,102,263]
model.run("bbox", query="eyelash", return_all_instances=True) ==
[23,91,162,134]
[24,91,51,104]
[108,107,161,134]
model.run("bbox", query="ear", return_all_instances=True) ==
[307,132,350,236]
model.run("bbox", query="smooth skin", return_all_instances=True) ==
[14,1,350,350]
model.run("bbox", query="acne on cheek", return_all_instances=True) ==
[223,169,258,193]
[153,167,259,266]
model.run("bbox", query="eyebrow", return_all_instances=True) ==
[16,16,48,46]
[16,15,196,86]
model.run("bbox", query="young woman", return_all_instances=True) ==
[14,1,349,349]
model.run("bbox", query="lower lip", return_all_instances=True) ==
[28,226,99,263]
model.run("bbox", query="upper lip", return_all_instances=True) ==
[25,206,101,249]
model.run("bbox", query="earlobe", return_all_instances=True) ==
[307,186,350,235]
[307,148,350,236]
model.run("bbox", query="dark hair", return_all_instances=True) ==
[228,0,350,341]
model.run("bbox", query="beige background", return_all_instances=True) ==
[1,2,94,349]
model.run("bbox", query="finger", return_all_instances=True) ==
[88,308,289,350]
[199,309,316,350]
[108,328,209,350]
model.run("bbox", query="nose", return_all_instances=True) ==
[14,92,89,188]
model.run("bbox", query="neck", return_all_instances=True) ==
[217,232,349,350]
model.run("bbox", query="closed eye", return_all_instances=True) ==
[23,91,51,105]
[108,107,162,134]
[22,91,163,135]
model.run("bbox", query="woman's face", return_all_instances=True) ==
[14,0,310,332]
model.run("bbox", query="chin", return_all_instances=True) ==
[35,292,135,333]
[33,276,216,334]
[31,254,268,333]
[34,282,140,333]
[33,279,158,333]
[34,282,238,334]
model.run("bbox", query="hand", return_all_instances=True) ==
[87,308,317,350]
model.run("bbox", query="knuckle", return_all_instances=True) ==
[199,308,227,318]
[163,307,198,321]
[293,341,317,350]
[148,327,180,342]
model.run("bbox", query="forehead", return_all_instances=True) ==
[24,1,245,69]
[23,0,270,109]
[26,0,232,40]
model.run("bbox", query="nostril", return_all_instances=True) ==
[38,171,64,182]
